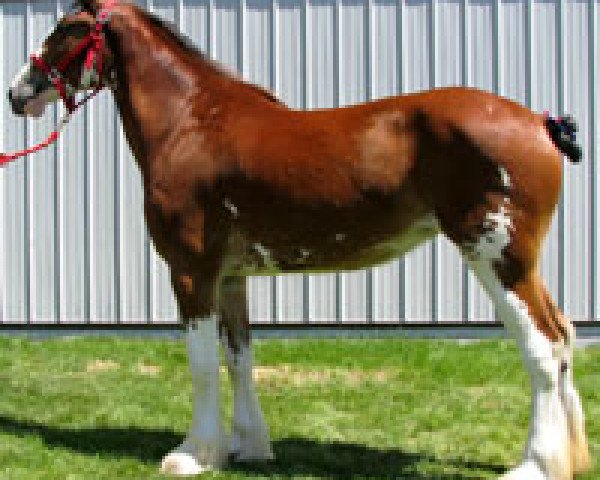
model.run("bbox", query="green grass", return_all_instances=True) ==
[0,336,597,479]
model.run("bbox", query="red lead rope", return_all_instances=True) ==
[0,132,61,165]
[0,88,102,165]
[0,2,116,166]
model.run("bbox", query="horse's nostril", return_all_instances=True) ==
[8,88,26,115]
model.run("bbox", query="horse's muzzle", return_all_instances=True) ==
[8,88,27,115]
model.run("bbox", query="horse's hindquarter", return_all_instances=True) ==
[409,88,564,249]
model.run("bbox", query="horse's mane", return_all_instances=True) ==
[142,10,282,105]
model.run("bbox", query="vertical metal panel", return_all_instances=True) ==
[370,0,402,322]
[0,0,4,323]
[466,0,497,321]
[89,90,119,322]
[147,0,179,322]
[2,1,29,322]
[58,0,87,323]
[434,0,466,322]
[562,0,591,319]
[592,0,599,319]
[0,0,598,325]
[236,0,278,322]
[402,0,435,321]
[339,0,370,321]
[274,0,307,323]
[532,0,561,307]
[306,0,339,322]
[28,1,57,322]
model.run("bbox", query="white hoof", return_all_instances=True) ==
[160,452,208,476]
[500,461,547,480]
[500,458,573,480]
[229,430,274,462]
[160,437,227,476]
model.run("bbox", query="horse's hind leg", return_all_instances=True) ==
[219,276,274,461]
[468,261,589,479]
[560,339,590,475]
[443,188,590,479]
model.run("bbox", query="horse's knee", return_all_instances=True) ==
[218,276,250,354]
[186,316,220,385]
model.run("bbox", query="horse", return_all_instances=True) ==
[6,0,590,478]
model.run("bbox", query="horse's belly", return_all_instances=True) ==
[348,214,440,266]
[222,214,439,276]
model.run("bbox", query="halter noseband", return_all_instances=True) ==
[0,1,117,165]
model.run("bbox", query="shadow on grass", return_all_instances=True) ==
[228,437,506,479]
[0,415,505,478]
[0,414,182,462]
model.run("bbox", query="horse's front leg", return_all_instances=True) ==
[219,276,274,462]
[160,270,228,476]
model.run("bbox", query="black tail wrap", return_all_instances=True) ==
[545,114,583,163]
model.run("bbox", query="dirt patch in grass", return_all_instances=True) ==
[137,363,161,375]
[252,365,391,386]
[86,359,120,373]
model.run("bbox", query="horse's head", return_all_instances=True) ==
[8,0,115,117]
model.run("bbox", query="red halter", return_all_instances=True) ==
[0,1,117,165]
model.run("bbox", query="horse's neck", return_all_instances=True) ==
[107,6,219,171]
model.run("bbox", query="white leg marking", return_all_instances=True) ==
[470,261,571,480]
[465,204,512,262]
[499,166,512,189]
[160,315,228,476]
[559,344,590,473]
[222,338,274,461]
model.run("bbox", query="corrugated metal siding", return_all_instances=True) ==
[0,0,597,324]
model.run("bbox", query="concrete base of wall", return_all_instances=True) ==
[0,322,598,345]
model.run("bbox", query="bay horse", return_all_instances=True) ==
[6,0,590,478]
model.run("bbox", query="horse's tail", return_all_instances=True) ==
[544,113,583,163]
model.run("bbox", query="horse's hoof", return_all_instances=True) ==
[229,430,275,462]
[499,459,572,480]
[230,443,275,462]
[572,434,592,474]
[499,461,547,480]
[160,452,208,476]
[160,437,227,476]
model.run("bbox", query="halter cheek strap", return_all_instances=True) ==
[0,1,117,165]
[29,54,77,112]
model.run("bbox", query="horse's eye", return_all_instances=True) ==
[55,22,88,38]
[68,23,90,37]
[55,23,70,36]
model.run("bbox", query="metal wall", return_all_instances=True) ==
[0,0,597,324]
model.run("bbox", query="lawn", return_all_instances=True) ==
[0,336,597,479]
